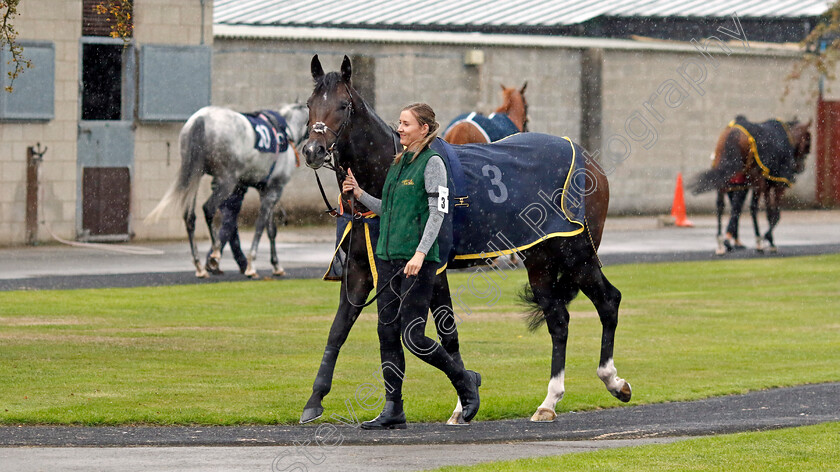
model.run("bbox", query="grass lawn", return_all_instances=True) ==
[0,254,838,425]
[426,422,840,471]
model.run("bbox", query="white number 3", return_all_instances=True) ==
[482,164,508,203]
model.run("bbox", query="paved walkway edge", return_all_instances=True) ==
[1,383,837,447]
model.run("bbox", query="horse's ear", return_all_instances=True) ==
[520,81,528,94]
[499,83,506,91]
[341,55,352,84]
[311,55,325,82]
[806,118,813,129]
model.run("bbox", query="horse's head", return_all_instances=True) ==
[790,119,812,174]
[279,102,310,147]
[498,82,529,132]
[302,55,355,169]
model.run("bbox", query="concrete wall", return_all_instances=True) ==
[131,0,214,240]
[600,47,817,214]
[212,31,818,221]
[212,38,583,222]
[0,0,82,245]
[0,13,822,246]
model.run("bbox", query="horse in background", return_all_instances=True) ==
[692,116,811,252]
[145,102,310,277]
[443,83,528,144]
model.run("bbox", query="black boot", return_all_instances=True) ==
[361,400,407,430]
[454,370,481,423]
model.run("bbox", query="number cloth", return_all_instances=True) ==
[241,110,290,154]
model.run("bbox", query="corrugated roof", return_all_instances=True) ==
[214,0,832,28]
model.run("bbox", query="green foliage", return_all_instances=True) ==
[0,0,31,92]
[93,0,133,41]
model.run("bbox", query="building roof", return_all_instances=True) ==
[214,0,832,29]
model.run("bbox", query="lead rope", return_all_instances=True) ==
[339,131,406,312]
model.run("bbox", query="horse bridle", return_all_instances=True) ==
[307,84,405,308]
[310,83,355,175]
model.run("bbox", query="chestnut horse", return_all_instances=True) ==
[443,83,528,144]
[692,116,811,252]
[299,55,630,426]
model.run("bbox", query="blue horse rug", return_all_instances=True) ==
[431,134,586,266]
[325,133,588,280]
[730,116,797,186]
[242,110,290,154]
[443,112,520,142]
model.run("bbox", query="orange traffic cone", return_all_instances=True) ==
[670,173,694,227]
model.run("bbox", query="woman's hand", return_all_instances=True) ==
[404,251,425,277]
[341,168,363,198]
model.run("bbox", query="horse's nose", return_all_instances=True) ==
[302,140,325,168]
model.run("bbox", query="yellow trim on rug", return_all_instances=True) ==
[454,136,585,260]
[728,122,792,186]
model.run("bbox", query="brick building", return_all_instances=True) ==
[0,1,831,245]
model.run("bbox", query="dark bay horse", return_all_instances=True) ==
[692,116,811,252]
[299,55,630,425]
[145,103,309,277]
[443,83,528,144]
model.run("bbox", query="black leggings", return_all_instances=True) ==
[375,259,465,401]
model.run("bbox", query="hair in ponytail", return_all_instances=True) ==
[394,103,440,164]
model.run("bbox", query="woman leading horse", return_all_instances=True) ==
[342,103,481,429]
[300,55,631,426]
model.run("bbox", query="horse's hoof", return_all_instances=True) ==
[446,411,468,425]
[196,269,209,278]
[768,246,778,254]
[715,247,726,256]
[300,406,324,424]
[530,407,556,422]
[244,268,258,278]
[206,257,220,272]
[273,267,286,277]
[613,381,632,403]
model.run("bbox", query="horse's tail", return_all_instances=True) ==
[144,117,207,224]
[519,278,580,332]
[690,128,744,194]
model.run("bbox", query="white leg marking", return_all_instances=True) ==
[244,255,257,278]
[530,371,564,422]
[538,371,565,411]
[446,398,465,425]
[598,358,625,392]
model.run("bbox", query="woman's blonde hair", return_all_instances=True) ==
[394,103,439,164]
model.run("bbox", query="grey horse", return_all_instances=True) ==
[145,103,309,278]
